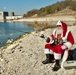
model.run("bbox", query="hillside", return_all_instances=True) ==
[46,7,76,16]
[23,0,76,17]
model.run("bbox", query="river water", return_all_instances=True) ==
[0,22,34,47]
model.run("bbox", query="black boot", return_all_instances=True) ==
[52,60,60,71]
[42,54,53,64]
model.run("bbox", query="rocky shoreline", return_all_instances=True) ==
[0,25,76,75]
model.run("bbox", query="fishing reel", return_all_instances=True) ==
[54,38,63,45]
[40,34,54,44]
[40,34,45,39]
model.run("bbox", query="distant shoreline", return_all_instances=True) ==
[12,15,76,26]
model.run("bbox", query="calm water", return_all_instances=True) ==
[0,22,34,47]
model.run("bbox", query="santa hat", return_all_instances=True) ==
[56,20,67,36]
[56,20,62,26]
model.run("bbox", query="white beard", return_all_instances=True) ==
[56,28,63,35]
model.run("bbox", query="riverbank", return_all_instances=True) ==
[0,25,76,75]
[12,15,76,32]
[11,15,76,33]
[13,15,76,26]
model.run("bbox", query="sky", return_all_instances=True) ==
[0,0,62,15]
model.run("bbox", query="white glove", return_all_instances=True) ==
[61,45,67,50]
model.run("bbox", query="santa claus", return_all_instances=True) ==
[41,20,74,71]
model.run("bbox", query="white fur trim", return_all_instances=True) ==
[64,42,72,50]
[56,20,62,26]
[65,30,70,38]
[61,50,68,68]
[62,30,70,42]
[44,49,53,54]
[54,53,61,59]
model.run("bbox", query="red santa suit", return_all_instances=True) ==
[44,20,74,60]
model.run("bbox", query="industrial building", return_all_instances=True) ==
[9,12,14,16]
[0,11,23,22]
[0,11,8,21]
